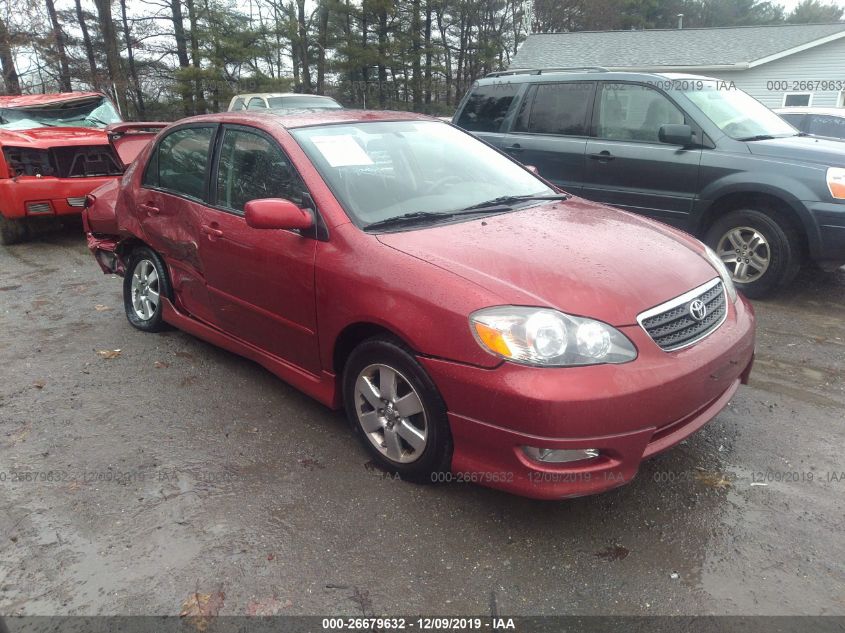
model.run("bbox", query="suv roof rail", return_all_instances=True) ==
[485,67,610,78]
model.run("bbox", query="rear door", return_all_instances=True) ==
[501,81,595,193]
[199,124,320,373]
[135,124,218,324]
[581,82,703,228]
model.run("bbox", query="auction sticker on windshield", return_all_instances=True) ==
[311,135,374,167]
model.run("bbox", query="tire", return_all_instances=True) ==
[342,337,453,483]
[123,246,172,332]
[0,216,30,246]
[704,208,802,299]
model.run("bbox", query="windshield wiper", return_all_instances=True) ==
[460,193,571,212]
[364,207,520,231]
[736,134,776,142]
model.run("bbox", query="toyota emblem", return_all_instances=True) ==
[689,299,707,321]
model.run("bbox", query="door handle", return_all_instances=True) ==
[139,202,160,215]
[506,143,523,153]
[201,224,223,238]
[588,151,615,162]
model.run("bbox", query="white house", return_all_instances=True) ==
[510,23,845,108]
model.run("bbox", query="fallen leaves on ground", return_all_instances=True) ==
[179,590,225,632]
[154,361,170,368]
[94,304,113,312]
[694,469,732,489]
[32,380,45,389]
[96,349,122,359]
[5,422,32,447]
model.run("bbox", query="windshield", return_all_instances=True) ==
[0,97,122,131]
[679,81,796,139]
[291,120,553,226]
[267,96,341,109]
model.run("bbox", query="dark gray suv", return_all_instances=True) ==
[453,69,845,298]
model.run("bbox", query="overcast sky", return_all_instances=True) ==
[776,0,845,10]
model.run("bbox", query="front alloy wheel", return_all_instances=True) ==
[354,363,428,464]
[716,226,770,284]
[343,337,452,482]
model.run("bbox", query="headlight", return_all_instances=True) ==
[704,245,738,302]
[470,306,637,367]
[827,167,845,200]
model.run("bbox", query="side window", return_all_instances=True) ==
[517,82,594,136]
[247,97,267,110]
[596,83,684,143]
[215,127,306,214]
[806,114,845,139]
[143,126,214,200]
[456,82,519,133]
[779,113,805,130]
[230,98,245,111]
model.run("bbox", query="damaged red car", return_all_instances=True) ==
[0,92,129,244]
[83,110,755,499]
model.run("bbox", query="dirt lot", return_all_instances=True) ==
[1,228,843,618]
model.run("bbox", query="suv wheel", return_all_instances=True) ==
[0,216,30,245]
[343,337,453,483]
[705,209,802,299]
[123,246,172,332]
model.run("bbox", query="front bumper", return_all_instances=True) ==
[420,295,756,500]
[808,202,845,266]
[0,176,116,220]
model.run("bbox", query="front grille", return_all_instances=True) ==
[67,196,86,207]
[638,279,727,351]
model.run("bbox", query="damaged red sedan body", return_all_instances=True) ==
[0,92,131,244]
[83,110,755,499]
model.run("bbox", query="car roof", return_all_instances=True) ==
[774,107,845,116]
[231,93,338,100]
[475,69,719,84]
[175,109,439,130]
[0,91,106,108]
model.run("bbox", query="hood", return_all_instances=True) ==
[377,198,718,326]
[0,126,110,149]
[746,135,845,167]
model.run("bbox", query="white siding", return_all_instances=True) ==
[702,37,845,108]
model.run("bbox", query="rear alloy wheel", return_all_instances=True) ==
[123,247,171,332]
[0,216,30,246]
[705,208,802,299]
[343,337,452,482]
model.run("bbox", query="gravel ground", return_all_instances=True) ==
[0,228,843,618]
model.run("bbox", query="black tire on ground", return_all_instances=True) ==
[0,216,30,246]
[342,336,453,483]
[123,246,172,333]
[704,208,803,299]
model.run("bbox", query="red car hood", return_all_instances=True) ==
[0,127,109,148]
[377,198,718,326]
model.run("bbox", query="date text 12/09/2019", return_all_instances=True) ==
[321,617,516,630]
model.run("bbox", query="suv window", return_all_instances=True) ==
[456,82,519,133]
[807,114,845,139]
[516,82,594,136]
[230,98,245,111]
[596,83,684,143]
[143,126,214,200]
[215,127,306,213]
[247,97,267,110]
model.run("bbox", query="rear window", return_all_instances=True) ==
[456,82,519,133]
[807,114,845,139]
[516,82,594,136]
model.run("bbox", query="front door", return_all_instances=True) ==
[199,124,320,374]
[581,82,703,229]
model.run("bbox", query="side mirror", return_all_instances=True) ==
[659,124,694,147]
[525,165,540,175]
[244,198,313,231]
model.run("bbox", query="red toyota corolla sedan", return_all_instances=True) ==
[83,110,755,499]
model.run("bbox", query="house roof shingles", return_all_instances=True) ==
[510,23,845,70]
